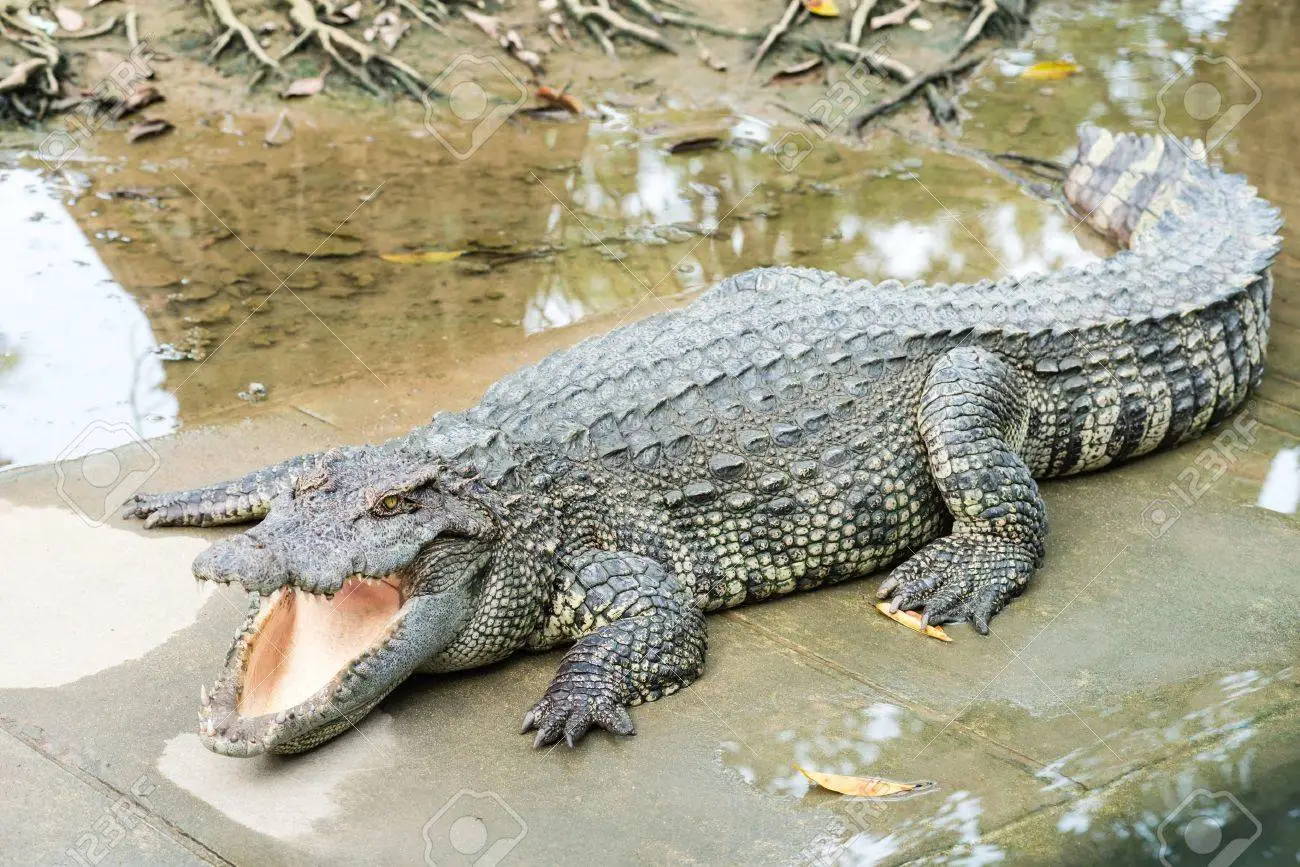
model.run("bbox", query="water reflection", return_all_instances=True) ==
[0,167,177,467]
[1256,448,1300,514]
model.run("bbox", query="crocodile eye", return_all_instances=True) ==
[371,493,414,517]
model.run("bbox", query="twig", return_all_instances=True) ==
[849,0,878,45]
[748,0,799,77]
[853,51,985,131]
[992,151,1067,176]
[871,0,920,30]
[957,0,997,54]
[125,6,139,48]
[828,40,917,82]
[884,123,1062,203]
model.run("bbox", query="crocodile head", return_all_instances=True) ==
[191,447,499,756]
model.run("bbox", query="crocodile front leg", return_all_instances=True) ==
[877,347,1047,634]
[523,551,707,748]
[121,451,329,528]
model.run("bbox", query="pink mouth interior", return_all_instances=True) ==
[237,578,403,717]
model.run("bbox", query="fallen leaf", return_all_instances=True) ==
[86,0,114,7]
[667,136,722,154]
[110,82,164,118]
[908,17,933,31]
[1021,59,1080,81]
[380,250,465,264]
[874,602,953,642]
[536,85,581,114]
[282,73,326,98]
[802,0,840,16]
[798,767,935,798]
[770,57,824,83]
[125,117,173,143]
[54,5,85,31]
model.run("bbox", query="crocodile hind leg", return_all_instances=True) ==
[877,347,1047,634]
[121,451,328,528]
[523,551,707,748]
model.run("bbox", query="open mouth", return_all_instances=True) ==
[200,575,415,756]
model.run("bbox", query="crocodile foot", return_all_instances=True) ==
[521,681,635,749]
[876,535,1038,635]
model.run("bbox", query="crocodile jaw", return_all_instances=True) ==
[199,576,420,756]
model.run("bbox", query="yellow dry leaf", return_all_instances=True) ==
[1021,60,1080,81]
[803,0,841,17]
[798,766,934,798]
[379,250,465,264]
[874,602,953,642]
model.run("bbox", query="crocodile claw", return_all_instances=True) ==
[521,689,635,748]
[877,535,1036,635]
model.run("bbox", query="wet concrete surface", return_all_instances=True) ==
[3,0,1300,864]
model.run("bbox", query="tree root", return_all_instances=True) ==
[560,0,677,54]
[848,0,879,45]
[202,0,283,77]
[957,0,998,54]
[281,0,432,101]
[0,3,62,112]
[747,0,801,77]
[853,51,986,131]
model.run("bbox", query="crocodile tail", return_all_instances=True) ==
[1063,125,1282,271]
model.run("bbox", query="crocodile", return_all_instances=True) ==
[124,126,1281,757]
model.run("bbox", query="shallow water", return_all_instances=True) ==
[1,0,1297,863]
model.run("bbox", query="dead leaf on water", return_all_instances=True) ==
[874,602,953,641]
[667,137,722,154]
[125,117,173,143]
[1021,59,1080,81]
[798,767,935,798]
[536,85,581,114]
[54,6,85,31]
[802,0,840,17]
[380,250,465,264]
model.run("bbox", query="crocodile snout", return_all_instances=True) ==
[193,533,287,593]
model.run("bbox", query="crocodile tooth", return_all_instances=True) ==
[200,684,208,706]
